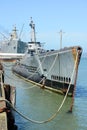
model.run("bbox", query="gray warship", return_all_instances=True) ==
[0,26,27,53]
[12,18,82,96]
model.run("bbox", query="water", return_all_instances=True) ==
[4,56,87,130]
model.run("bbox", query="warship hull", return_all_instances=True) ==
[12,46,82,96]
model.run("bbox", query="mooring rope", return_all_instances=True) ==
[0,51,78,124]
[0,71,4,88]
[26,50,49,79]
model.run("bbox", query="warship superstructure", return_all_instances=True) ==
[0,26,27,53]
[12,18,82,96]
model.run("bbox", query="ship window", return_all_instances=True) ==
[14,46,16,49]
[51,75,66,81]
[8,42,10,45]
[29,45,32,47]
[50,75,71,82]
[31,51,33,56]
[43,69,47,71]
[69,78,71,82]
[57,76,59,80]
[66,77,68,82]
[64,77,65,82]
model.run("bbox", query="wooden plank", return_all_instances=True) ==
[0,112,7,130]
[0,84,8,130]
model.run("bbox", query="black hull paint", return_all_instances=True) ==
[12,68,74,96]
[45,79,74,96]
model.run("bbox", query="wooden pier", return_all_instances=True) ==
[0,98,7,130]
[0,63,16,130]
[0,80,8,130]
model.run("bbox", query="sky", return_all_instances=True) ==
[0,0,87,52]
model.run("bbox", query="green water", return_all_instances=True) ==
[4,57,87,130]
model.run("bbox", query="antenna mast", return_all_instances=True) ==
[59,30,65,49]
[29,17,36,43]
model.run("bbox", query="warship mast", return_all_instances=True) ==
[59,30,65,49]
[29,17,36,43]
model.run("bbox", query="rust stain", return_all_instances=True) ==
[72,48,77,61]
[72,48,79,71]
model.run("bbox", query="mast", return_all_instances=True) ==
[29,17,36,43]
[59,30,65,49]
[29,17,44,75]
[10,26,18,40]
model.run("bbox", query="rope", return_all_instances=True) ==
[46,52,59,77]
[0,51,78,124]
[27,51,49,79]
[0,71,4,88]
